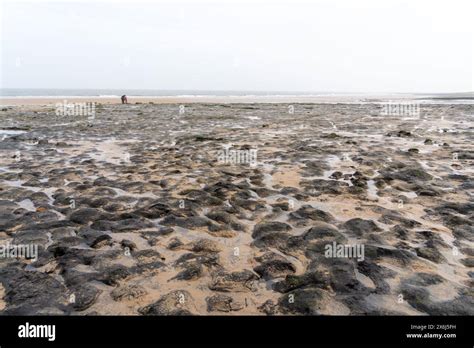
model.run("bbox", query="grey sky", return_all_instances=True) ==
[1,0,472,92]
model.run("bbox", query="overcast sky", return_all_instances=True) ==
[1,0,472,93]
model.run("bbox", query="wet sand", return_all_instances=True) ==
[2,93,468,106]
[0,102,473,315]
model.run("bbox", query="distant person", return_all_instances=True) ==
[121,95,128,104]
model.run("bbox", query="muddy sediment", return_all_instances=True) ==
[0,102,473,315]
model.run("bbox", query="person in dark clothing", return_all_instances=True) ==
[121,95,128,104]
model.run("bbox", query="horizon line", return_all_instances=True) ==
[1,88,473,95]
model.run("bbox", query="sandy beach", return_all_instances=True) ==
[2,93,471,107]
[0,101,473,315]
[0,96,380,107]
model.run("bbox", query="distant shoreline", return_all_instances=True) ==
[1,94,473,106]
[1,89,472,106]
